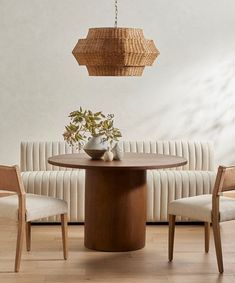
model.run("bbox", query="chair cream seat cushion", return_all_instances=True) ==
[168,195,235,222]
[0,194,67,221]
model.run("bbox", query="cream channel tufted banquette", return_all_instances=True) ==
[20,141,216,222]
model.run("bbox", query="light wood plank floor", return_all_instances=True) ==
[1,223,235,283]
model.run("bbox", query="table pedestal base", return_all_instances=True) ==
[85,169,147,252]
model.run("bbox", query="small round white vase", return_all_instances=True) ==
[103,150,114,162]
[111,143,124,161]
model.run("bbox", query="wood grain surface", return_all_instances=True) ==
[48,152,187,170]
[85,169,147,251]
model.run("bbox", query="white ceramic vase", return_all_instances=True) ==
[83,136,107,159]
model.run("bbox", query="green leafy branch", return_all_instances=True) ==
[63,107,122,148]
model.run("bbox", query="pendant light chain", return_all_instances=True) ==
[114,0,118,28]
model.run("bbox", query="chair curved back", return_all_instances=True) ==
[0,165,25,195]
[212,166,235,221]
[213,166,235,196]
[0,165,26,221]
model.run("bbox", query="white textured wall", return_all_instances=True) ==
[0,0,235,165]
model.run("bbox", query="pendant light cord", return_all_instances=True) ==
[114,0,118,28]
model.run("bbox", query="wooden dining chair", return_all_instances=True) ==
[168,165,235,273]
[0,165,68,272]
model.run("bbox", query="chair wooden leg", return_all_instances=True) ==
[168,214,176,262]
[15,220,25,272]
[61,214,68,260]
[204,222,210,253]
[26,222,31,251]
[212,220,224,273]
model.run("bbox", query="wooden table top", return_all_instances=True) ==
[48,153,187,170]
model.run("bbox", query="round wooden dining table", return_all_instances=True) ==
[48,152,187,252]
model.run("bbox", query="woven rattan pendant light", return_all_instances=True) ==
[72,1,160,76]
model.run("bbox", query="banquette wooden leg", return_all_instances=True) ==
[26,222,31,252]
[204,222,210,253]
[168,214,176,262]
